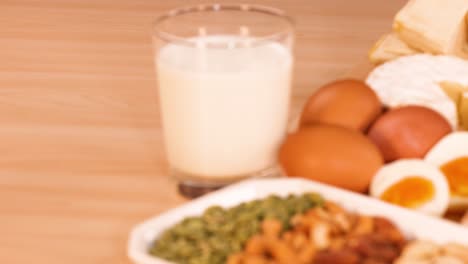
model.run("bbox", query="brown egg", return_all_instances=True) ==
[300,79,382,131]
[279,124,384,192]
[368,105,452,162]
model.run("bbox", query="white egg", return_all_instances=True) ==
[425,132,468,164]
[370,159,450,216]
[425,132,468,210]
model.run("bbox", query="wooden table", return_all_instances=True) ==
[0,0,407,263]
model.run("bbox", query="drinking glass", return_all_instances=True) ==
[152,4,294,197]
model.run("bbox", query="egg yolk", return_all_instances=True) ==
[380,177,435,208]
[440,157,468,196]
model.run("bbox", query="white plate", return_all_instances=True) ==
[127,178,468,264]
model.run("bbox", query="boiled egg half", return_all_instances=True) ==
[425,132,468,211]
[370,159,450,216]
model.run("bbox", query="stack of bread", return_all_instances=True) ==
[367,0,468,131]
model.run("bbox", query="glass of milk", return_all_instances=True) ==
[153,4,294,197]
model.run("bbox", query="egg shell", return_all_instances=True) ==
[300,79,383,131]
[425,132,468,211]
[370,159,450,216]
[279,124,383,192]
[368,105,452,162]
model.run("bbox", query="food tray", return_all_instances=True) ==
[127,178,468,264]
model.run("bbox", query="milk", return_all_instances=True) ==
[157,36,292,179]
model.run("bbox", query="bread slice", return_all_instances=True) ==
[368,33,419,64]
[394,0,468,55]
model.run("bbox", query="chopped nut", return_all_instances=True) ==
[324,202,352,231]
[281,231,293,244]
[324,201,345,214]
[291,232,308,250]
[329,237,346,250]
[227,253,243,264]
[290,214,311,233]
[361,258,389,264]
[290,214,302,225]
[264,239,300,264]
[370,245,400,261]
[373,217,406,245]
[310,221,332,250]
[314,207,332,221]
[348,233,399,262]
[334,213,352,232]
[313,249,360,264]
[243,254,270,264]
[262,219,282,238]
[352,215,374,235]
[298,243,316,263]
[245,235,266,255]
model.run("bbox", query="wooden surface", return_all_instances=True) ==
[0,0,407,263]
